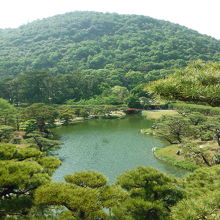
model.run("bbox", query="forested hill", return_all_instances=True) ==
[1,11,220,78]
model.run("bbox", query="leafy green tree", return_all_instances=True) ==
[0,142,61,218]
[111,86,129,104]
[130,83,149,98]
[113,197,169,220]
[16,70,53,103]
[153,115,196,144]
[182,165,220,196]
[126,94,141,108]
[0,98,16,126]
[147,60,220,106]
[37,156,62,176]
[35,171,127,219]
[186,112,206,126]
[101,184,128,217]
[171,165,220,219]
[58,105,76,125]
[65,171,107,188]
[25,132,61,154]
[0,143,61,173]
[35,182,105,220]
[20,119,38,132]
[199,116,220,146]
[171,191,220,220]
[114,166,184,220]
[0,125,14,142]
[182,142,213,166]
[0,143,42,160]
[21,103,58,132]
[124,71,146,90]
[0,160,51,217]
[1,12,220,79]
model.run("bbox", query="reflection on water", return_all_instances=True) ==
[53,115,189,182]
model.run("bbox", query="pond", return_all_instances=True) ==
[53,115,189,182]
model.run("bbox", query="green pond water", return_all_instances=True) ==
[53,115,189,182]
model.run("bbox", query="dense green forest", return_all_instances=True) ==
[1,11,220,104]
[1,11,220,76]
[1,11,220,219]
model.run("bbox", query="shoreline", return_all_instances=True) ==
[152,147,200,171]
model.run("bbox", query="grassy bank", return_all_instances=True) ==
[142,110,178,120]
[153,145,200,171]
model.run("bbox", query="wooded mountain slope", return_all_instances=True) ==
[1,11,220,78]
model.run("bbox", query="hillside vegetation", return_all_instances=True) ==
[1,11,220,78]
[1,12,220,104]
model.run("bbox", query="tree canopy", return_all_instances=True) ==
[146,60,220,106]
[1,12,220,104]
[1,12,220,77]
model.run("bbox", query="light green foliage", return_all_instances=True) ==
[116,166,182,204]
[182,142,213,166]
[0,142,61,217]
[182,165,220,197]
[101,185,128,209]
[65,171,107,188]
[153,115,196,144]
[114,166,184,220]
[0,142,61,173]
[199,116,220,145]
[131,84,149,98]
[113,198,169,220]
[21,103,58,132]
[147,60,220,106]
[0,98,16,126]
[57,210,78,220]
[186,112,206,126]
[171,102,220,116]
[20,119,38,132]
[110,86,129,104]
[0,160,50,193]
[124,71,145,90]
[0,125,14,142]
[34,183,102,213]
[58,105,76,125]
[150,111,220,166]
[0,143,17,159]
[0,160,51,216]
[171,191,220,220]
[37,157,61,175]
[25,132,61,153]
[171,165,220,219]
[35,171,127,219]
[14,146,43,160]
[126,94,141,108]
[78,108,89,118]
